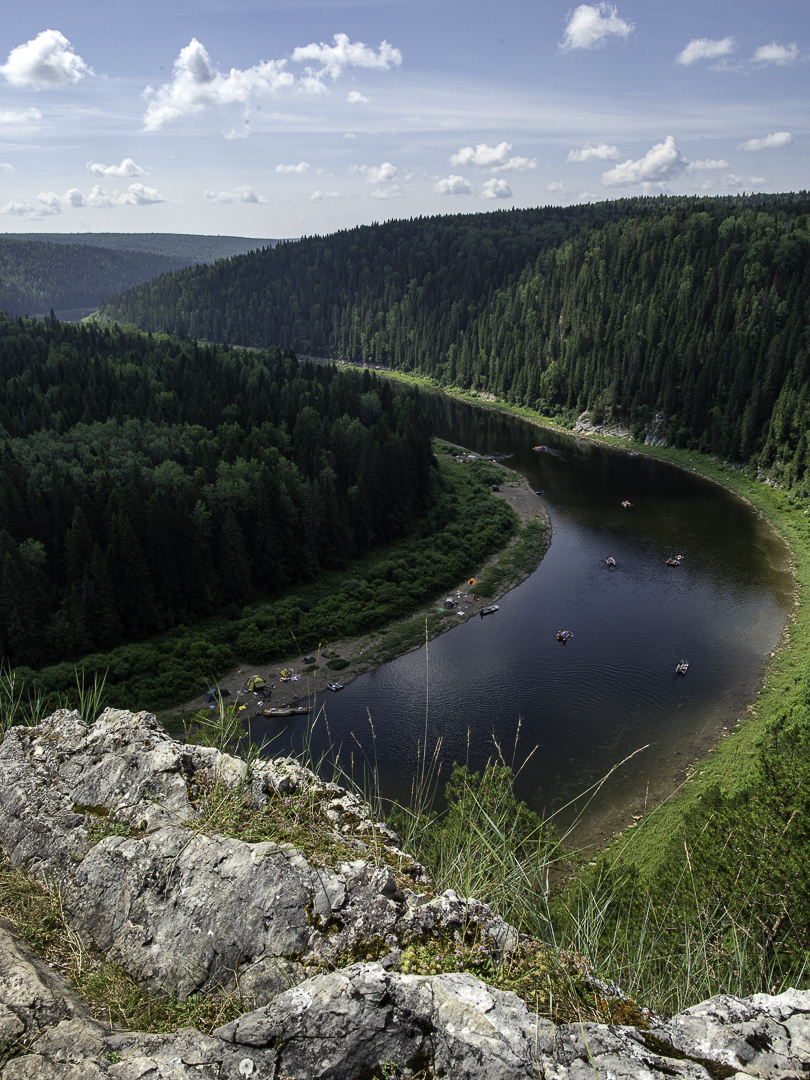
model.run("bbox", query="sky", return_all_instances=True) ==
[0,0,806,239]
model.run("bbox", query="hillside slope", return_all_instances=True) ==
[100,193,810,473]
[0,231,278,263]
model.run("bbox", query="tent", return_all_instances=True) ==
[243,676,266,691]
[203,687,231,703]
[468,578,478,586]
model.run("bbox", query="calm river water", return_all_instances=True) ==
[260,392,794,843]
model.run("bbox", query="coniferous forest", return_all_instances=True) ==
[0,233,277,317]
[0,315,437,672]
[103,192,810,480]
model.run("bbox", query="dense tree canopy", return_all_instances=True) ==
[102,192,810,478]
[0,314,433,669]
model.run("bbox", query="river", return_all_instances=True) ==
[258,390,794,844]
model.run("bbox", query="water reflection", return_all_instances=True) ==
[258,391,793,836]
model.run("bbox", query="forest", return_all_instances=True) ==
[0,233,277,317]
[102,192,810,481]
[0,314,441,674]
[0,231,277,262]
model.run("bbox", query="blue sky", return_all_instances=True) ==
[0,0,806,238]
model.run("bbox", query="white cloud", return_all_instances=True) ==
[344,132,357,139]
[291,33,402,80]
[143,38,294,130]
[751,42,799,66]
[353,161,396,183]
[276,162,310,174]
[434,174,473,196]
[688,158,729,170]
[676,37,736,65]
[347,90,370,104]
[204,185,266,204]
[719,173,767,189]
[560,4,634,51]
[119,183,164,205]
[0,163,13,173]
[297,75,329,96]
[86,183,165,207]
[143,34,401,130]
[547,181,566,192]
[450,141,535,171]
[371,185,403,200]
[1,186,84,219]
[87,158,146,179]
[601,135,688,186]
[0,29,93,88]
[0,107,42,125]
[309,190,340,200]
[737,131,793,151]
[482,178,512,199]
[567,141,620,162]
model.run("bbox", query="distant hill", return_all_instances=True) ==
[0,232,279,263]
[101,191,810,470]
[0,233,280,318]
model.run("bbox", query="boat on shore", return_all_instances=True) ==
[327,682,343,692]
[264,705,312,718]
[479,604,499,618]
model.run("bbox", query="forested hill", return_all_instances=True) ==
[102,192,810,475]
[0,233,279,318]
[0,314,433,669]
[0,232,278,263]
[0,237,187,317]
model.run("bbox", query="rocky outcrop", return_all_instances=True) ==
[1,709,810,1078]
[0,710,516,1004]
[2,959,809,1078]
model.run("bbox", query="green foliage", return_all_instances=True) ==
[0,238,188,315]
[8,453,517,712]
[389,762,559,937]
[103,192,810,472]
[0,318,434,672]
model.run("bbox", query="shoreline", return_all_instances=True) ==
[177,374,797,865]
[177,465,551,714]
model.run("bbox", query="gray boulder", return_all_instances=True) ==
[2,959,809,1079]
[0,710,517,1004]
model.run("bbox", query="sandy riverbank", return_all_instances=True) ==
[177,469,550,715]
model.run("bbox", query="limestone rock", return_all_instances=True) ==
[0,917,93,1061]
[3,958,809,1079]
[0,710,516,1005]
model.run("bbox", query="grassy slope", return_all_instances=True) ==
[597,447,807,879]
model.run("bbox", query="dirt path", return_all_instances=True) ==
[176,469,550,716]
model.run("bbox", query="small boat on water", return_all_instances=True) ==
[665,555,684,566]
[327,682,343,692]
[556,630,573,642]
[532,445,549,452]
[605,556,617,567]
[264,705,312,718]
[621,500,633,508]
[675,660,689,676]
[479,604,499,618]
